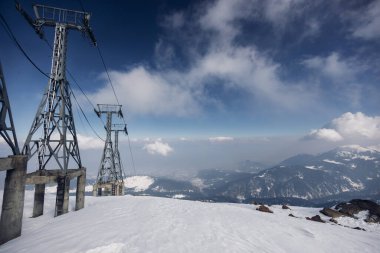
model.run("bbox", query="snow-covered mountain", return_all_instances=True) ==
[117,146,380,205]
[220,145,380,203]
[0,189,379,253]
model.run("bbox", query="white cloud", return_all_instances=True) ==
[143,140,173,156]
[209,136,234,142]
[200,0,252,42]
[368,144,380,152]
[306,128,343,142]
[90,67,199,116]
[327,112,380,139]
[303,52,356,80]
[88,0,316,117]
[77,134,104,150]
[305,112,380,142]
[164,12,185,29]
[350,0,380,40]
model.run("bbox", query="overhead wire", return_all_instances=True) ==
[0,12,51,79]
[43,38,107,133]
[1,12,104,142]
[43,39,101,117]
[69,85,105,141]
[77,0,137,175]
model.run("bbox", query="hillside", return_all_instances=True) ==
[0,190,379,253]
[120,145,380,205]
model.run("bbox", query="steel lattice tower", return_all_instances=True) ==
[16,3,95,218]
[0,62,19,155]
[19,4,96,172]
[0,61,28,244]
[112,124,128,187]
[93,104,125,196]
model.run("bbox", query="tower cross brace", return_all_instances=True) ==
[93,104,125,196]
[19,4,96,172]
[0,62,19,155]
[15,2,95,218]
[112,123,128,181]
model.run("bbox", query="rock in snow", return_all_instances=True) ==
[0,190,379,253]
[256,205,273,213]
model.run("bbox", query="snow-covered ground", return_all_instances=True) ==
[124,176,154,192]
[0,189,379,253]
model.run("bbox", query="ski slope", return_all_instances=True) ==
[0,190,379,253]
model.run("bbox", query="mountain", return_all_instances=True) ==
[121,161,267,202]
[1,189,379,253]
[84,146,380,206]
[237,160,267,173]
[124,175,205,200]
[220,145,380,204]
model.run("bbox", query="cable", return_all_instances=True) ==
[96,46,121,106]
[78,0,86,12]
[43,40,97,110]
[0,12,50,79]
[69,85,105,141]
[127,134,137,175]
[78,0,137,175]
[43,38,106,128]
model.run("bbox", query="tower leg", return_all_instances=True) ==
[0,155,27,245]
[55,175,69,216]
[33,183,45,217]
[75,170,86,211]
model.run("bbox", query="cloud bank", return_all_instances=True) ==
[77,134,103,150]
[143,139,173,156]
[209,136,234,142]
[88,0,320,117]
[305,112,380,142]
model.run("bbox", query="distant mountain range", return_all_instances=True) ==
[219,145,380,204]
[90,145,380,206]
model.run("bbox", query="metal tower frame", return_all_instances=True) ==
[18,3,96,172]
[0,61,28,245]
[111,124,128,181]
[95,104,124,185]
[0,62,19,155]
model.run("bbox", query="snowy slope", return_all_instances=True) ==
[0,190,379,253]
[124,176,154,192]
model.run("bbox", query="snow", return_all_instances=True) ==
[172,194,186,199]
[44,186,57,193]
[191,178,206,189]
[236,195,245,201]
[124,176,154,192]
[339,145,376,153]
[342,176,364,190]
[0,191,379,253]
[85,185,94,192]
[338,151,376,160]
[323,159,344,165]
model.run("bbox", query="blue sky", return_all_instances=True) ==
[1,0,380,177]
